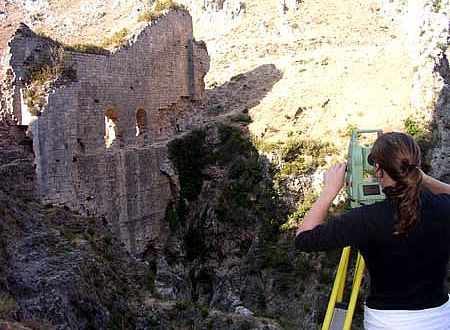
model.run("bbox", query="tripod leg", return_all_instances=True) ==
[322,247,351,330]
[337,248,349,303]
[343,252,365,330]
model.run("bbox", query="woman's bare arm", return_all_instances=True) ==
[296,163,346,234]
[421,171,450,195]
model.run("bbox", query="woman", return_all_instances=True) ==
[295,132,450,329]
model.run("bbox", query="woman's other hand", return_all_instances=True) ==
[322,163,346,200]
[420,169,450,195]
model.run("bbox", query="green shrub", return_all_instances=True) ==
[148,315,160,326]
[144,272,156,294]
[137,0,184,23]
[197,40,207,51]
[29,46,75,84]
[86,225,95,237]
[155,0,183,12]
[103,28,130,48]
[280,190,317,232]
[303,303,311,313]
[164,202,178,230]
[250,136,279,153]
[168,129,206,201]
[231,114,252,123]
[176,299,190,310]
[279,138,335,176]
[343,123,358,137]
[0,292,17,318]
[215,124,254,164]
[137,8,163,22]
[433,0,442,12]
[404,116,428,141]
[23,88,43,115]
[403,116,432,172]
[200,306,209,318]
[66,43,108,55]
[25,45,76,115]
[263,243,293,272]
[104,234,113,245]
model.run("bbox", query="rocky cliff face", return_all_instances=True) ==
[431,51,450,181]
[0,122,293,330]
[0,193,283,329]
[375,0,450,180]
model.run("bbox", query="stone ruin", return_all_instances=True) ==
[0,9,210,255]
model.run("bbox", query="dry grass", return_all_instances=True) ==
[194,0,419,152]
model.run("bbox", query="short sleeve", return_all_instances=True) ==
[295,206,374,252]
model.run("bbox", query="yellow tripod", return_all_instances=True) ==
[321,247,365,330]
[321,129,382,329]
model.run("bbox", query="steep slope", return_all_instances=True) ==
[0,152,282,329]
[1,0,439,149]
[183,0,420,147]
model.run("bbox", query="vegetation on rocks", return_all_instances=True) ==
[168,129,206,201]
[278,137,336,176]
[103,28,130,49]
[403,115,433,172]
[0,293,17,319]
[24,45,76,115]
[166,124,352,329]
[65,43,109,55]
[137,0,185,23]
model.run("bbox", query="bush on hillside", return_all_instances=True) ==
[403,115,432,172]
[279,138,335,176]
[66,43,108,55]
[103,28,130,48]
[137,0,185,23]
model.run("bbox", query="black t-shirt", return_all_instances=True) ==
[295,191,450,310]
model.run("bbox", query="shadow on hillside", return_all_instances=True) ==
[430,53,450,182]
[205,64,283,116]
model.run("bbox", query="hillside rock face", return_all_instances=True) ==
[374,0,450,181]
[431,51,450,181]
[1,9,209,255]
[0,183,282,330]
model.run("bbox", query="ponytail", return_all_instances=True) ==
[386,164,422,233]
[370,133,422,234]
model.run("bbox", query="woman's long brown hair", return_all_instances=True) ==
[369,132,422,234]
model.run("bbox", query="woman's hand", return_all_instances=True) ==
[297,163,346,234]
[322,163,346,200]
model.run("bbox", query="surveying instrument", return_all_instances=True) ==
[322,129,385,330]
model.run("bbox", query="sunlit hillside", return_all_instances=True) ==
[1,0,436,152]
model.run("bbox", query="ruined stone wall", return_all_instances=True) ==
[0,23,59,124]
[3,9,210,255]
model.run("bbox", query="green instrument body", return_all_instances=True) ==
[346,129,385,208]
[322,129,386,330]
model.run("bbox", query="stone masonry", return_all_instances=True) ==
[0,9,210,255]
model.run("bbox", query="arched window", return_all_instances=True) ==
[104,108,119,148]
[135,108,148,136]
